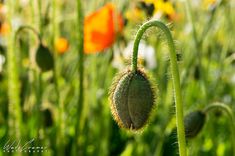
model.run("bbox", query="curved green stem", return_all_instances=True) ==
[203,102,235,156]
[15,25,42,42]
[132,20,187,156]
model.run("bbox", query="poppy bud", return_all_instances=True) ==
[35,43,54,72]
[194,65,200,80]
[109,68,155,130]
[42,108,53,128]
[184,110,206,138]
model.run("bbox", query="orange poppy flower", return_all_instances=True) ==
[55,37,69,54]
[0,22,10,35]
[84,3,124,54]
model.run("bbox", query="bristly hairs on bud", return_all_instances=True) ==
[109,67,157,132]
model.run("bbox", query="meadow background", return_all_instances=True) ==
[0,0,235,155]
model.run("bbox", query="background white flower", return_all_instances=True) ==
[0,54,5,72]
[113,41,156,70]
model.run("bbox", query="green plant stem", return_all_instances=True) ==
[203,102,235,156]
[184,0,199,49]
[36,72,42,138]
[132,20,187,156]
[33,1,44,151]
[74,0,84,153]
[37,0,43,35]
[52,0,64,154]
[6,0,22,140]
[15,25,42,42]
[184,0,201,66]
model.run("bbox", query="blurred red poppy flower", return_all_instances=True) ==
[0,22,10,35]
[84,3,124,54]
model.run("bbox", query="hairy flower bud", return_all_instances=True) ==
[184,110,206,138]
[109,68,156,130]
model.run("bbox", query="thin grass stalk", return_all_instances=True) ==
[26,0,36,143]
[74,0,84,153]
[37,0,43,36]
[52,0,65,154]
[35,0,43,145]
[36,71,42,139]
